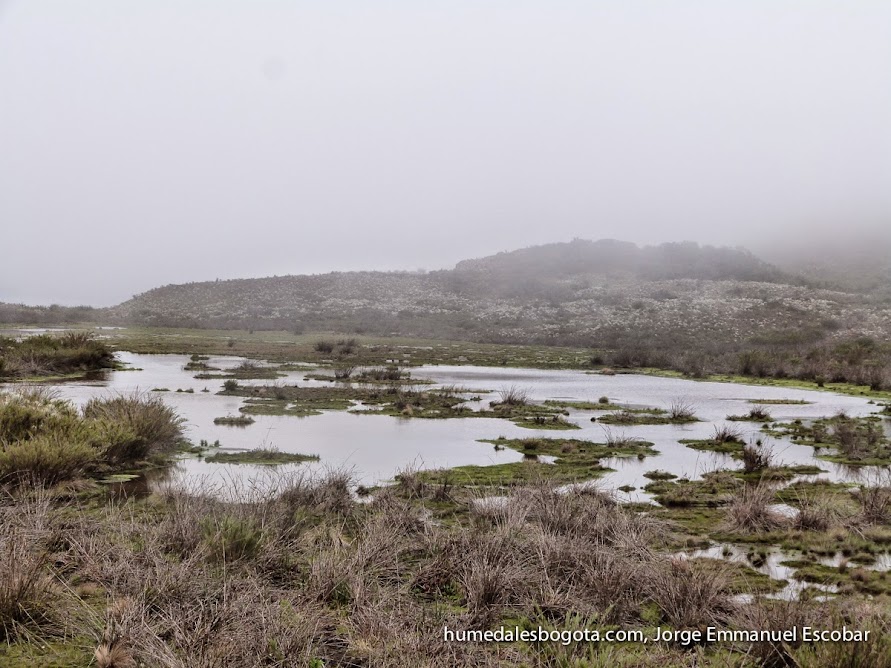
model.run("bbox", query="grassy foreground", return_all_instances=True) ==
[2,468,891,668]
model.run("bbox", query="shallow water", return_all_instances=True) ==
[678,544,838,601]
[5,352,888,491]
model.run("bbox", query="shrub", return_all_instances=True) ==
[223,379,239,391]
[0,433,98,486]
[82,394,184,463]
[0,389,81,443]
[0,332,114,380]
[314,341,334,354]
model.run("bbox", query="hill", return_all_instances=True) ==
[96,240,887,351]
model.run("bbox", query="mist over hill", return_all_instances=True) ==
[454,239,792,283]
[750,230,891,293]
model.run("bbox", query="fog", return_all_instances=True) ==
[1,1,889,306]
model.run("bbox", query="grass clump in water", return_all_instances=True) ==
[543,399,624,411]
[596,407,697,425]
[727,406,773,422]
[213,415,255,427]
[204,448,319,465]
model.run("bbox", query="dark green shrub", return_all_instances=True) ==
[0,433,97,485]
[82,394,183,462]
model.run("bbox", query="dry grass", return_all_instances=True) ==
[725,483,787,533]
[793,492,845,532]
[668,398,697,421]
[496,385,529,406]
[648,558,734,628]
[857,480,891,525]
[0,491,64,641]
[712,424,744,443]
[741,442,773,474]
[0,465,888,666]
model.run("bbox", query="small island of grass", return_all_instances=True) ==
[204,448,319,465]
[213,415,255,426]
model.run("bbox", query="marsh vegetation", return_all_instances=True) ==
[0,332,115,380]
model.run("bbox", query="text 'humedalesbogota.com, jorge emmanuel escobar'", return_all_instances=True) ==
[442,625,871,646]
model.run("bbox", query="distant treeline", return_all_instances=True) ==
[587,328,891,391]
[0,303,99,325]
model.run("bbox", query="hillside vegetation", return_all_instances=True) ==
[101,240,885,343]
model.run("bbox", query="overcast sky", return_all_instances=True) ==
[2,1,890,306]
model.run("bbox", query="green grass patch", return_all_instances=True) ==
[204,448,319,465]
[213,415,255,426]
[595,408,697,425]
[510,415,580,430]
[419,459,611,487]
[680,438,745,455]
[480,436,657,460]
[543,399,623,411]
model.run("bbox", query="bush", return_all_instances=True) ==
[0,333,114,379]
[0,390,185,484]
[82,394,184,463]
[0,433,97,486]
[314,341,334,354]
[0,389,80,443]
